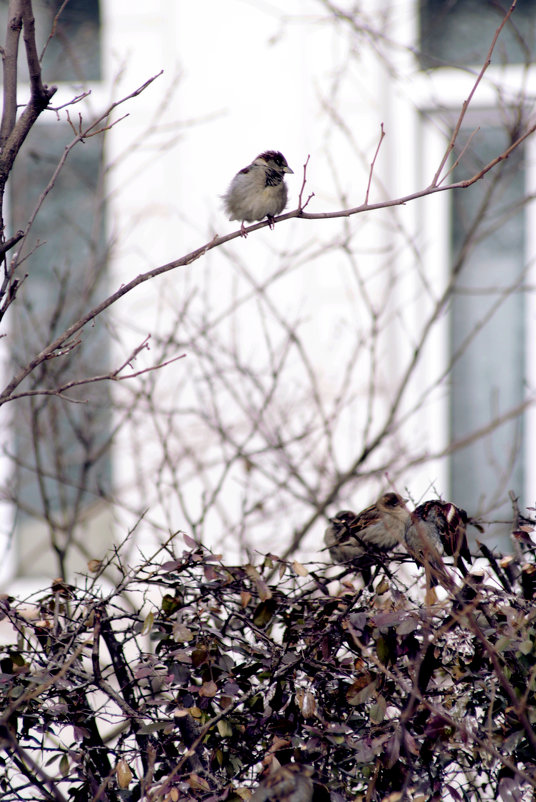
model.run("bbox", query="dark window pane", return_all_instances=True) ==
[420,0,536,69]
[449,127,525,545]
[9,123,110,521]
[0,0,101,82]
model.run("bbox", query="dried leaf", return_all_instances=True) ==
[385,728,401,768]
[217,719,233,737]
[183,533,200,549]
[161,595,181,616]
[116,758,133,789]
[241,590,252,608]
[292,560,308,577]
[173,623,193,643]
[34,619,52,630]
[253,599,277,627]
[199,680,218,698]
[346,674,377,706]
[141,611,154,635]
[235,788,253,800]
[370,694,386,724]
[160,560,182,573]
[245,564,273,601]
[188,773,211,792]
[375,576,390,595]
[402,728,420,756]
[396,616,418,636]
[204,563,219,581]
[191,646,209,667]
[296,689,317,718]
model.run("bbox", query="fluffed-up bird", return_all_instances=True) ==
[324,492,409,587]
[404,500,473,592]
[222,150,293,235]
[250,763,313,802]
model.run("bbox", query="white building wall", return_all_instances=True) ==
[1,0,534,587]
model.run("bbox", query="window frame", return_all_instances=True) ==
[397,0,536,521]
[0,1,112,590]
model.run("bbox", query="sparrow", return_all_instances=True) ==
[324,492,409,587]
[250,764,313,802]
[222,150,293,235]
[404,500,473,590]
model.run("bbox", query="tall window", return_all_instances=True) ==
[2,1,110,579]
[417,1,535,536]
[449,126,526,521]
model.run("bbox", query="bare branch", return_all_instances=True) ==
[364,121,385,204]
[431,0,518,187]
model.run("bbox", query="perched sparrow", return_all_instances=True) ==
[324,492,409,586]
[251,764,313,802]
[404,500,473,589]
[222,150,293,235]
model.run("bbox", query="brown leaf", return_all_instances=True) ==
[188,773,210,792]
[296,689,317,718]
[204,564,219,581]
[141,611,154,635]
[384,728,401,768]
[370,694,386,724]
[403,728,420,756]
[191,646,209,667]
[292,560,308,577]
[183,533,200,549]
[346,674,377,706]
[253,599,277,627]
[116,758,133,789]
[199,680,218,698]
[245,564,273,601]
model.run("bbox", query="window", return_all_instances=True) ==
[415,1,536,542]
[419,0,536,69]
[10,124,110,530]
[1,0,111,580]
[0,0,101,83]
[449,126,526,523]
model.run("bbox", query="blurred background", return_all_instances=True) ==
[1,0,535,592]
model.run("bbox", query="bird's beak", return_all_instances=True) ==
[284,166,294,174]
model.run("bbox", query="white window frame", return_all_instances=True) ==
[0,3,111,592]
[390,0,536,514]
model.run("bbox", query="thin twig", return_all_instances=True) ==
[297,154,314,211]
[364,122,385,204]
[430,0,518,187]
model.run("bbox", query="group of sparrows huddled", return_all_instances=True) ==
[246,497,477,802]
[324,492,476,594]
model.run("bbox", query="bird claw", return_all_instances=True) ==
[240,221,248,238]
[267,215,275,230]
